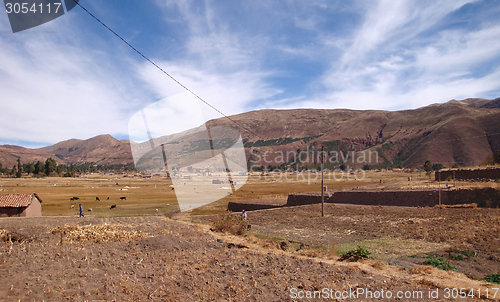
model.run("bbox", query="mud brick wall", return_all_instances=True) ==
[287,188,500,208]
[227,202,284,212]
[443,188,500,208]
[435,167,500,181]
[286,194,335,206]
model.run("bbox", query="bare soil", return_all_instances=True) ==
[198,203,500,281]
[2,214,498,301]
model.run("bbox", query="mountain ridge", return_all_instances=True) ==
[1,97,500,169]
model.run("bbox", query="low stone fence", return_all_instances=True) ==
[227,199,286,212]
[435,167,500,181]
[287,188,500,208]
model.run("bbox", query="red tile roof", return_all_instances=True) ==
[0,193,42,208]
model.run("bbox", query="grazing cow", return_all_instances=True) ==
[120,196,126,200]
[107,197,110,200]
[88,208,93,212]
[96,197,100,201]
[70,197,79,201]
[110,205,117,209]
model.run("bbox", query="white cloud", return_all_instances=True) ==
[139,0,282,121]
[2,0,500,147]
[136,60,280,123]
[0,16,148,145]
[315,0,500,110]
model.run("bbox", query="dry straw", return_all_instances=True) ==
[51,224,148,243]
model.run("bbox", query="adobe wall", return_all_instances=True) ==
[435,167,500,181]
[23,197,42,217]
[227,202,284,212]
[286,194,335,207]
[287,188,500,208]
[0,207,25,217]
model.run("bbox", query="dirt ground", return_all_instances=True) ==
[224,204,500,280]
[0,215,498,301]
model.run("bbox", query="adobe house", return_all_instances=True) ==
[0,193,43,217]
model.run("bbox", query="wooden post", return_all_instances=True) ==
[321,146,324,217]
[438,173,442,205]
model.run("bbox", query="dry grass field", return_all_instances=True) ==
[0,169,497,217]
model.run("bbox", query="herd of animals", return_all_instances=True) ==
[69,196,127,211]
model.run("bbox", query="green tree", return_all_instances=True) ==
[423,160,433,178]
[24,163,35,175]
[432,163,444,171]
[64,163,75,177]
[423,160,432,172]
[16,158,22,178]
[45,158,57,176]
[34,161,44,175]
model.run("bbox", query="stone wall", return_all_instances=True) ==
[435,167,500,181]
[227,199,286,212]
[287,188,500,208]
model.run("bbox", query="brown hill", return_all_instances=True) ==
[205,97,500,168]
[37,134,132,166]
[0,145,58,169]
[1,98,499,170]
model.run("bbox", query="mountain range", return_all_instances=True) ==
[1,97,499,170]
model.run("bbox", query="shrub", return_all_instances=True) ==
[446,249,476,260]
[450,254,464,261]
[212,212,249,236]
[422,256,456,271]
[339,246,371,261]
[485,273,500,284]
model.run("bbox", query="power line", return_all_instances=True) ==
[72,0,263,142]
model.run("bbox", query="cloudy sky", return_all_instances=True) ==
[1,0,500,147]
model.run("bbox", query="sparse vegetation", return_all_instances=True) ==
[422,255,457,271]
[339,246,371,261]
[485,273,500,284]
[212,212,249,236]
[447,249,476,259]
[432,163,444,171]
[424,160,433,177]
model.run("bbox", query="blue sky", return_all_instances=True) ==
[1,0,500,147]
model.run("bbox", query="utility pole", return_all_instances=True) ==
[438,172,441,206]
[321,146,324,217]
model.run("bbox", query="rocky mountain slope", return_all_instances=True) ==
[1,98,499,169]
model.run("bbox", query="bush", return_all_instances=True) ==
[212,212,249,236]
[450,254,464,261]
[339,246,371,261]
[422,256,457,271]
[485,273,500,284]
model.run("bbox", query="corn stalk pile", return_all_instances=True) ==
[51,224,148,243]
[0,229,8,242]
